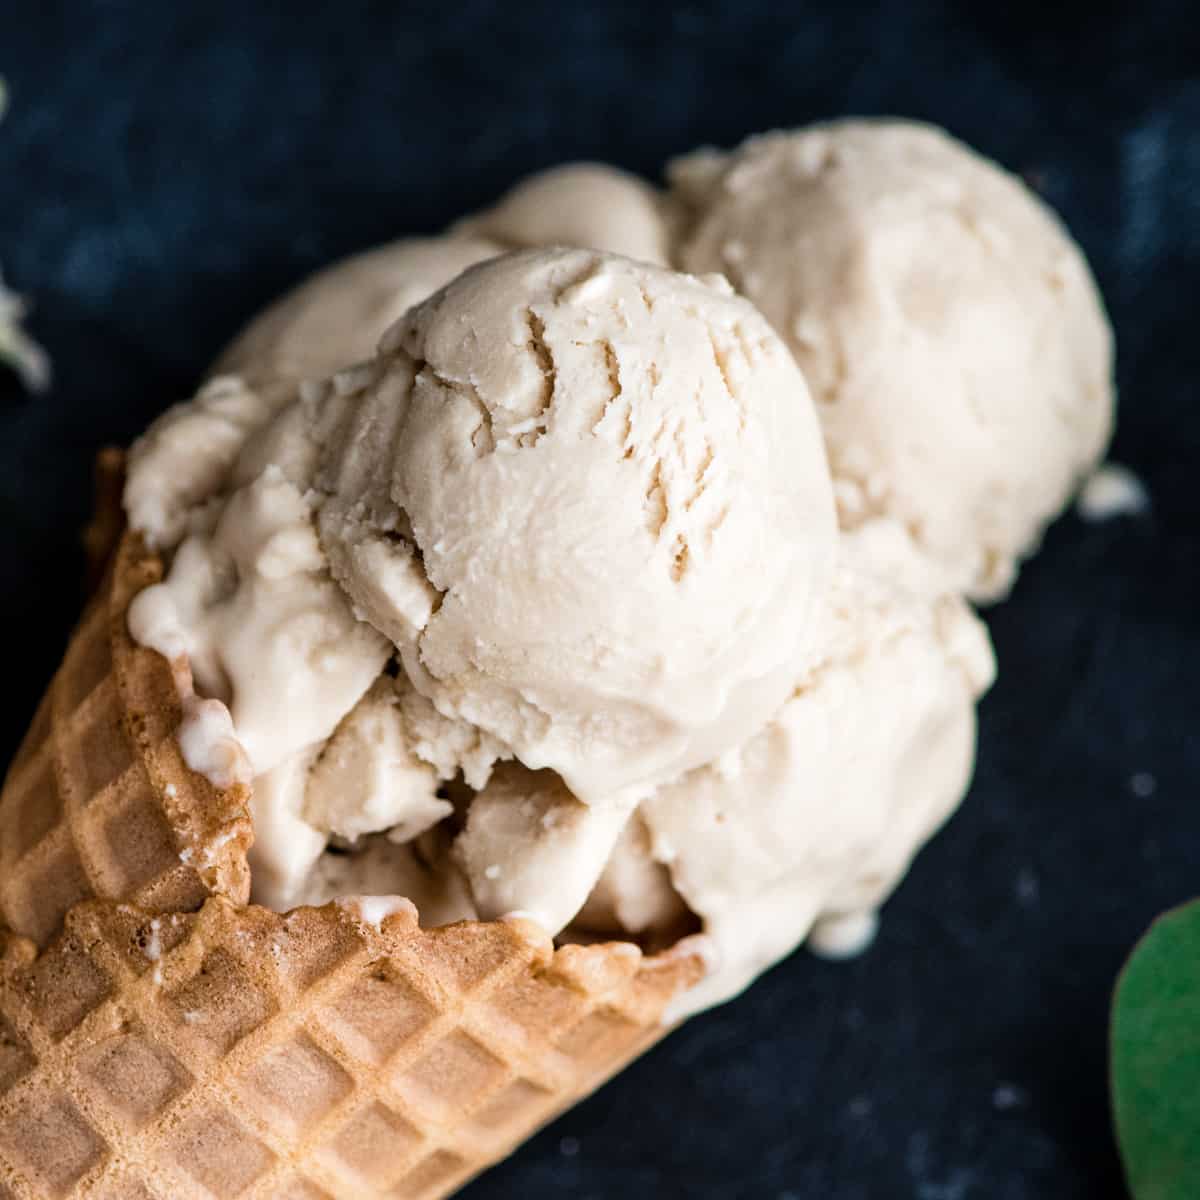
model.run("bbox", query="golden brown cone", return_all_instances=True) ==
[0,493,706,1198]
[0,531,253,949]
[0,896,702,1198]
[82,446,127,596]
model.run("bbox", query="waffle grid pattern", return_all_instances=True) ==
[0,534,253,949]
[0,487,703,1197]
[0,898,700,1199]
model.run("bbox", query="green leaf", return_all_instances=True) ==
[1112,898,1200,1200]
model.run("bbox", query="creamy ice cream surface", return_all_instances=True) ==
[318,248,836,806]
[454,163,672,266]
[574,814,688,938]
[214,234,503,385]
[671,120,1115,600]
[125,245,837,926]
[452,763,636,936]
[638,520,995,1015]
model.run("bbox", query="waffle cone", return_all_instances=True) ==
[0,478,706,1198]
[1,529,254,950]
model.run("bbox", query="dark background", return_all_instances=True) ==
[2,2,1197,1196]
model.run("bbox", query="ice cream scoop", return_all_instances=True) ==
[454,162,672,265]
[125,246,837,923]
[214,234,503,385]
[317,247,837,810]
[638,519,996,1014]
[670,120,1115,600]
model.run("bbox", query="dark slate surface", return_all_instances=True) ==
[1,3,1197,1197]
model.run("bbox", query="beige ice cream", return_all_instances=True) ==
[116,119,1088,1018]
[123,374,287,550]
[574,814,689,938]
[637,519,995,1015]
[452,764,635,936]
[128,234,506,546]
[214,234,503,385]
[293,833,478,928]
[671,119,1115,600]
[454,163,672,266]
[319,247,835,805]
[125,246,837,928]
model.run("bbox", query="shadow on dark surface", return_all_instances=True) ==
[2,2,1197,1196]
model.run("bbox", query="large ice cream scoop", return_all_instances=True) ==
[121,246,836,919]
[317,247,837,808]
[670,120,1115,600]
[637,519,996,1014]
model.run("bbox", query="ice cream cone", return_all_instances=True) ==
[0,529,254,951]
[0,513,705,1199]
[0,896,701,1199]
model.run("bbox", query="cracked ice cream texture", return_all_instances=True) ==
[124,247,838,955]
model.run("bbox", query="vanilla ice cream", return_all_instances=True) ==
[671,120,1115,600]
[125,246,837,922]
[123,374,288,549]
[637,520,996,1015]
[214,235,502,385]
[114,121,1095,1017]
[452,764,635,936]
[454,163,672,266]
[317,248,836,808]
[293,834,477,928]
[574,814,689,938]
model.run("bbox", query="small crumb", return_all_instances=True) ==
[848,1096,872,1118]
[164,783,177,799]
[993,1083,1029,1111]
[1130,771,1157,798]
[559,1136,580,1157]
[1076,463,1149,522]
[484,864,502,881]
